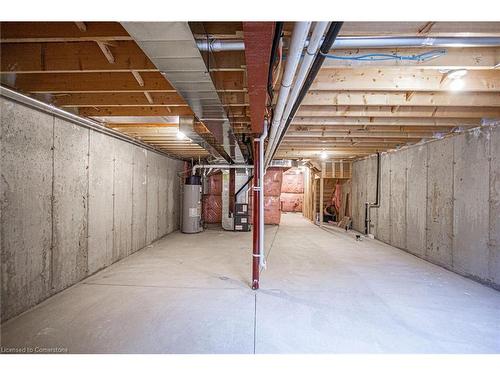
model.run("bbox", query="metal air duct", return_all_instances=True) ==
[121,22,244,164]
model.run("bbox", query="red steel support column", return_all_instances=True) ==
[252,137,261,289]
[244,22,275,290]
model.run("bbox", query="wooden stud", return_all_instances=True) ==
[405,91,415,102]
[74,22,87,32]
[417,22,436,34]
[143,92,154,104]
[96,41,115,64]
[131,70,144,87]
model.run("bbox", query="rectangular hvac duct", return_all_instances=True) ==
[121,22,244,163]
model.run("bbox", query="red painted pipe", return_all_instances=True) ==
[252,137,260,289]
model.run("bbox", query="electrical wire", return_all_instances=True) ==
[320,49,446,62]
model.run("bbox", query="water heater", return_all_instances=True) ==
[182,175,203,233]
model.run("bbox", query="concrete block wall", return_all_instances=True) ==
[351,125,500,289]
[1,97,184,322]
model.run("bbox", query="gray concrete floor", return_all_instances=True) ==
[1,213,499,353]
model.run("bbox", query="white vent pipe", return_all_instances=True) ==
[265,22,329,168]
[264,22,311,169]
[196,36,500,51]
[192,164,253,175]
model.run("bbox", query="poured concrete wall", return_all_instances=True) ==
[0,97,183,322]
[351,125,500,289]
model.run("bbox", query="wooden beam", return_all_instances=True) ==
[0,72,246,94]
[1,72,175,92]
[303,91,500,107]
[280,144,401,150]
[106,123,178,128]
[281,145,410,151]
[288,125,471,134]
[0,22,132,42]
[311,68,500,92]
[78,106,193,117]
[52,92,186,107]
[337,22,500,37]
[276,150,377,157]
[205,51,246,70]
[210,70,246,91]
[1,42,152,74]
[291,116,481,127]
[281,137,425,143]
[190,22,243,39]
[296,105,500,118]
[282,137,419,143]
[320,48,500,70]
[279,147,396,153]
[0,41,157,73]
[284,131,437,138]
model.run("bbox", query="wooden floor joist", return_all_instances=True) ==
[296,105,500,119]
[311,68,500,92]
[79,106,194,117]
[302,91,500,107]
[320,47,500,70]
[2,20,500,160]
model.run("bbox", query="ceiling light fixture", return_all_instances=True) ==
[445,69,468,92]
[320,151,328,160]
[449,78,465,91]
[446,69,468,80]
[176,131,186,140]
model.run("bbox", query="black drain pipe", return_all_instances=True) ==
[235,174,253,201]
[267,22,284,104]
[270,22,344,161]
[364,152,381,235]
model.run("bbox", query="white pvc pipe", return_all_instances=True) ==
[192,164,253,175]
[196,40,245,52]
[196,36,500,51]
[258,122,268,269]
[265,22,311,169]
[265,22,329,168]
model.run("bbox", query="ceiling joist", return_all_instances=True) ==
[311,68,500,92]
[303,91,500,107]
